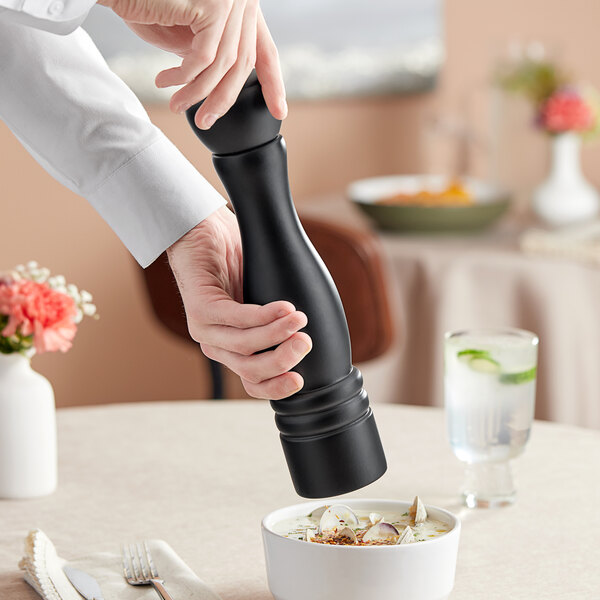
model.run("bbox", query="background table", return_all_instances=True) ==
[302,198,600,429]
[1,401,599,599]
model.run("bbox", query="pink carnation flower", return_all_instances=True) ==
[0,279,77,353]
[538,89,595,133]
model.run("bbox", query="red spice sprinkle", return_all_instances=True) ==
[310,530,399,547]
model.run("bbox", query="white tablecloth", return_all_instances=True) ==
[302,198,600,429]
[1,401,599,599]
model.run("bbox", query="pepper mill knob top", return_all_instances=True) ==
[185,71,282,156]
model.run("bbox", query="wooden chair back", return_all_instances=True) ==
[300,215,395,363]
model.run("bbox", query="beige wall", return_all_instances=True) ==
[2,0,599,407]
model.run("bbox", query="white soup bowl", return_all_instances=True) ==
[262,498,460,600]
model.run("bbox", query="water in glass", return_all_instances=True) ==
[444,329,538,507]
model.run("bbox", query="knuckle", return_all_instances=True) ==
[231,340,253,356]
[242,370,262,385]
[197,49,218,67]
[188,325,203,343]
[242,380,264,399]
[220,51,238,71]
[199,343,214,359]
[211,314,228,327]
[202,0,221,16]
[263,42,279,61]
[274,352,292,372]
[242,52,256,71]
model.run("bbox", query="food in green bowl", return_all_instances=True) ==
[348,175,510,232]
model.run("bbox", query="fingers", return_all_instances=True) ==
[194,298,311,400]
[167,0,250,116]
[255,10,287,120]
[202,332,312,394]
[200,310,307,355]
[242,371,305,400]
[190,0,258,129]
[196,298,296,331]
[154,2,286,126]
[155,6,231,89]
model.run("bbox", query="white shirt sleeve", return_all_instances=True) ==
[0,0,96,34]
[0,21,226,267]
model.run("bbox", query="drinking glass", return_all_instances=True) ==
[444,328,539,508]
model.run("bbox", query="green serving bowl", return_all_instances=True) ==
[347,175,510,233]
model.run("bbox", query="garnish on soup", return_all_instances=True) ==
[273,497,450,546]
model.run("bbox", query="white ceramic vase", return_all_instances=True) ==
[0,353,57,498]
[533,132,599,226]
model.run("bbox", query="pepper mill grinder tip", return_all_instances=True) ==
[186,72,387,498]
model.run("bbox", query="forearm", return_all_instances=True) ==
[0,22,225,266]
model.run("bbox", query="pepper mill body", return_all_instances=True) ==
[187,75,387,498]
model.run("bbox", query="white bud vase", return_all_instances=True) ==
[0,353,57,498]
[533,132,599,226]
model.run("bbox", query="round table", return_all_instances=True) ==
[1,401,598,599]
[301,197,600,430]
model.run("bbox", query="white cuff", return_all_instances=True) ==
[1,0,96,33]
[88,133,227,268]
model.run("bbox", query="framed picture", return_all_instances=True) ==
[83,0,443,101]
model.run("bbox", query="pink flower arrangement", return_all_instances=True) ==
[538,88,595,134]
[0,262,97,356]
[497,55,600,138]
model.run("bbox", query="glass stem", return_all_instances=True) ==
[462,462,515,508]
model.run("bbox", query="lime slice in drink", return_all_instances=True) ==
[457,349,501,373]
[457,349,491,362]
[468,355,501,374]
[500,366,537,385]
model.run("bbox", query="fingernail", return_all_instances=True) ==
[200,113,220,129]
[176,103,192,114]
[277,309,290,318]
[280,98,288,118]
[286,377,303,394]
[292,339,311,356]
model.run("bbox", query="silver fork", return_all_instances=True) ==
[121,541,174,600]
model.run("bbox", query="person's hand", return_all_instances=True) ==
[98,0,287,130]
[166,206,311,399]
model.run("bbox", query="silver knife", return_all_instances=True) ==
[63,566,105,600]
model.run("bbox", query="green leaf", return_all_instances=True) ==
[0,313,32,354]
[495,59,564,105]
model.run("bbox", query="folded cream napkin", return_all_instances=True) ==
[520,220,600,266]
[19,530,222,600]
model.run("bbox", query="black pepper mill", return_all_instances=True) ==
[186,73,387,498]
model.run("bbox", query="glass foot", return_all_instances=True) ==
[462,490,515,509]
[461,462,516,508]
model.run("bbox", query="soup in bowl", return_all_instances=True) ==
[262,498,460,600]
